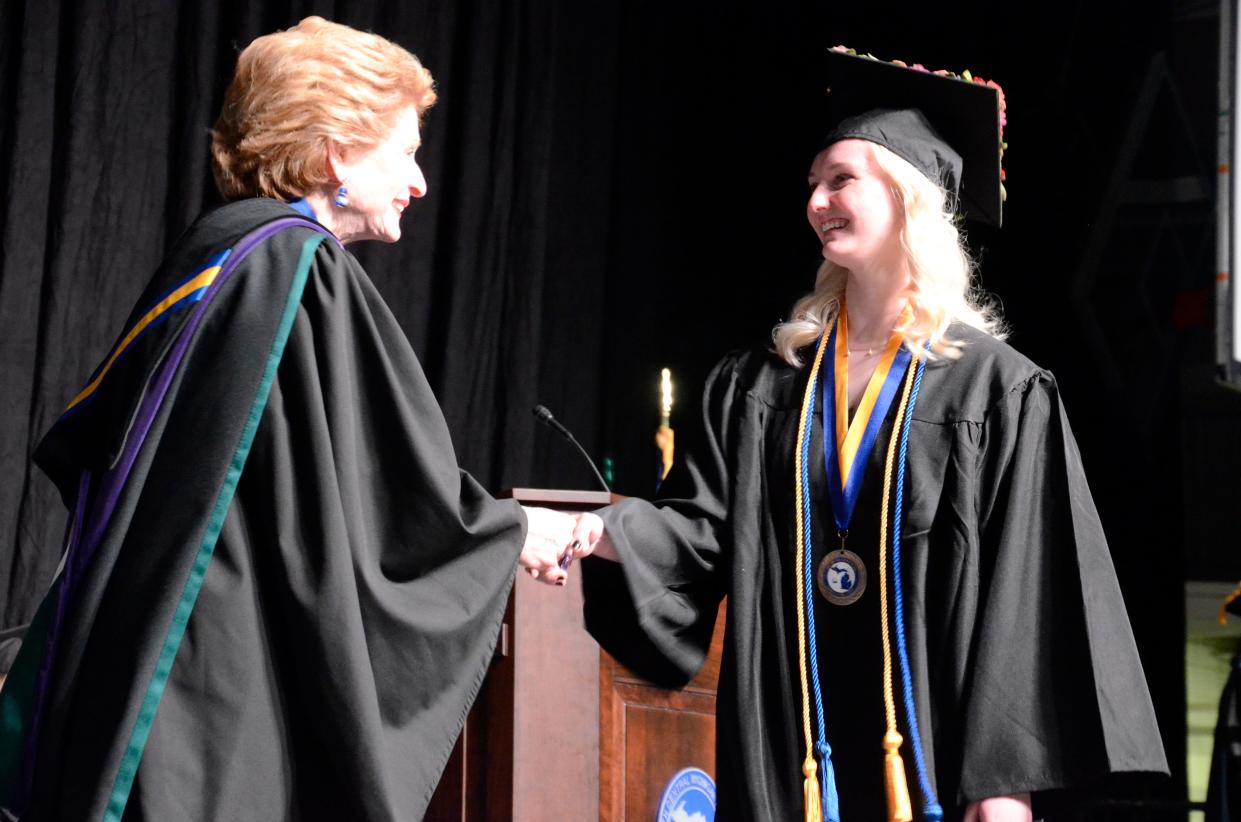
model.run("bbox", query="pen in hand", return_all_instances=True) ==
[559,539,582,571]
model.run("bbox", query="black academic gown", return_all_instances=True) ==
[0,199,525,821]
[583,326,1168,821]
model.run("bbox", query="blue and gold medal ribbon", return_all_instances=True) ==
[821,310,912,537]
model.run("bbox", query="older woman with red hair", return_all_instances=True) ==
[0,17,569,821]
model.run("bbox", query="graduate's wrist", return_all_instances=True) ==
[963,793,1032,822]
[572,512,617,562]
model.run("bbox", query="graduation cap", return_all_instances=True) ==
[822,47,1006,227]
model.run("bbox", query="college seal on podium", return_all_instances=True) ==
[656,766,716,822]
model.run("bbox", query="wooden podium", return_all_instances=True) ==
[424,489,724,821]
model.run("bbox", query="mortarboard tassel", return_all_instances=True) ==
[883,731,914,822]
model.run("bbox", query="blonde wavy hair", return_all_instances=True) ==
[211,16,437,201]
[773,140,1004,367]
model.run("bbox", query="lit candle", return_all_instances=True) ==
[657,368,675,481]
[660,368,673,426]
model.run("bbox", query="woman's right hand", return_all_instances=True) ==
[519,506,575,584]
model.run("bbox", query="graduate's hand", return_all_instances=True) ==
[519,506,575,585]
[568,512,617,562]
[962,793,1032,822]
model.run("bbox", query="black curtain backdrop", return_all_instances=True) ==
[0,0,1201,805]
[0,0,619,630]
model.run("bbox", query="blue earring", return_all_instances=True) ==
[333,186,349,208]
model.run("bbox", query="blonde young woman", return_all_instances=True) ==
[0,18,572,821]
[567,52,1167,822]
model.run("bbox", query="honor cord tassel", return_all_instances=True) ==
[803,755,823,822]
[817,740,840,822]
[883,732,914,822]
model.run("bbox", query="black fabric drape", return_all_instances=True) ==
[0,0,617,652]
[0,1,1198,813]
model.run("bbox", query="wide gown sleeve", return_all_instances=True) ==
[4,212,527,821]
[581,354,743,686]
[952,371,1167,803]
[192,237,527,815]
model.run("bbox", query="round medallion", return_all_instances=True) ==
[816,549,867,606]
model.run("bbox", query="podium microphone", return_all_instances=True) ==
[532,405,610,493]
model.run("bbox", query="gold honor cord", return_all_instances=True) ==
[877,352,919,822]
[794,330,830,822]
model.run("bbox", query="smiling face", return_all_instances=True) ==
[806,139,903,273]
[330,105,427,243]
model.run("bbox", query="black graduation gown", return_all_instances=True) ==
[0,199,525,821]
[582,326,1168,821]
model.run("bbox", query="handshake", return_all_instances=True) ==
[517,507,610,586]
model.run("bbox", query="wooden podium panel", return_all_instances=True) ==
[426,569,603,821]
[599,603,725,821]
[425,490,724,821]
